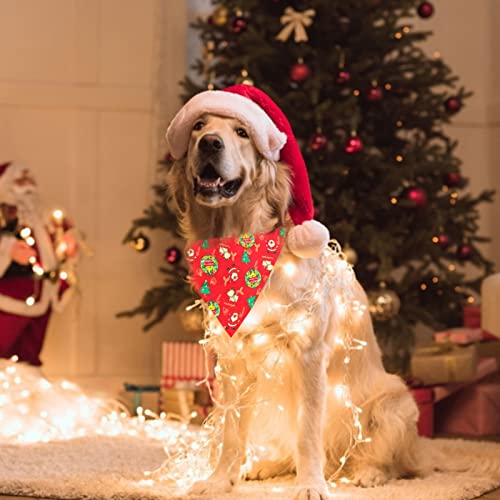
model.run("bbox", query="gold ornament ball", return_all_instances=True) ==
[343,246,358,266]
[211,6,229,26]
[368,284,401,321]
[179,304,204,333]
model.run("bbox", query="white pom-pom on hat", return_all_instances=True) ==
[287,220,330,259]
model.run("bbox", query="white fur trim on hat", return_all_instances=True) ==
[287,220,330,259]
[166,90,287,161]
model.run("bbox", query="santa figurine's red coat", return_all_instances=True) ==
[0,162,76,366]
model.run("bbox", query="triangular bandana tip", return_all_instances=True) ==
[186,227,286,337]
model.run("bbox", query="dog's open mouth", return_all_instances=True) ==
[194,164,243,199]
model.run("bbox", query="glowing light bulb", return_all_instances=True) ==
[283,261,296,277]
[20,227,31,239]
[52,209,64,220]
[26,236,35,247]
[32,264,44,277]
[252,333,269,347]
[59,271,68,280]
[334,384,348,400]
[25,296,35,306]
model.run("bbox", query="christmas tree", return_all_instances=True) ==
[120,0,494,373]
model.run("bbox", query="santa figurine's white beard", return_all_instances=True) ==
[13,189,42,228]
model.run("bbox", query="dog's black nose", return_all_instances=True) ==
[199,134,224,154]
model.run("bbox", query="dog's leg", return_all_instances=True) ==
[294,341,330,500]
[189,359,255,496]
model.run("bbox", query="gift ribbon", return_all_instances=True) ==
[275,7,316,43]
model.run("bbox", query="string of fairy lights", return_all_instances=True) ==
[0,240,370,493]
[13,209,74,306]
[153,241,371,490]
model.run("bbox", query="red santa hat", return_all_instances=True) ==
[165,85,329,258]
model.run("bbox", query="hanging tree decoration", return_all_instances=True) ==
[344,132,363,154]
[310,129,328,152]
[165,246,182,264]
[336,48,351,85]
[210,5,229,27]
[275,6,316,43]
[444,96,462,114]
[417,1,434,19]
[366,81,383,102]
[235,68,254,86]
[231,8,249,34]
[368,282,401,321]
[289,57,310,82]
[130,232,150,253]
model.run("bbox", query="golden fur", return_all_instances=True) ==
[167,115,424,500]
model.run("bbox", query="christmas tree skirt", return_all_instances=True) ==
[0,436,499,500]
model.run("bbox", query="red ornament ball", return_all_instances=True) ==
[444,97,462,114]
[344,136,363,154]
[366,86,383,102]
[337,70,351,84]
[457,244,473,260]
[310,133,328,152]
[290,62,310,82]
[165,246,182,264]
[438,234,450,249]
[443,172,462,187]
[231,16,248,33]
[406,187,427,207]
[417,1,434,18]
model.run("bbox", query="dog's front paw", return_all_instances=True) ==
[351,465,388,487]
[188,477,234,496]
[245,458,292,480]
[295,483,330,500]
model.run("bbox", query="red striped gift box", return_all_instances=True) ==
[161,341,215,389]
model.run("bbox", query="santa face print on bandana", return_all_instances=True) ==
[186,227,286,337]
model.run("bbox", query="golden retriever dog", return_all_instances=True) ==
[166,113,422,500]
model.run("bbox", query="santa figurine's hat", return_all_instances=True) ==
[166,85,329,258]
[0,162,33,205]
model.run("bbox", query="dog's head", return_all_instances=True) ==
[167,113,291,237]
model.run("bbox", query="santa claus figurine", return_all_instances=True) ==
[0,162,80,366]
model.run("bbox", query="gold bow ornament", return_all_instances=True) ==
[275,7,316,43]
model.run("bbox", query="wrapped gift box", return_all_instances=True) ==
[477,340,500,367]
[160,342,216,422]
[435,381,500,436]
[463,305,481,328]
[434,328,484,345]
[411,357,498,437]
[411,387,434,437]
[411,344,477,386]
[161,341,215,389]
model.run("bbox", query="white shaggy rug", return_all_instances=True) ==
[0,437,499,500]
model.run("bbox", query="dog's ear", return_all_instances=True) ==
[166,157,189,216]
[260,159,292,226]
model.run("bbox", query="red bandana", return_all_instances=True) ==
[186,227,286,337]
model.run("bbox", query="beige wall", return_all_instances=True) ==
[0,0,187,393]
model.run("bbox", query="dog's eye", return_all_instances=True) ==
[235,127,249,138]
[193,121,204,131]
